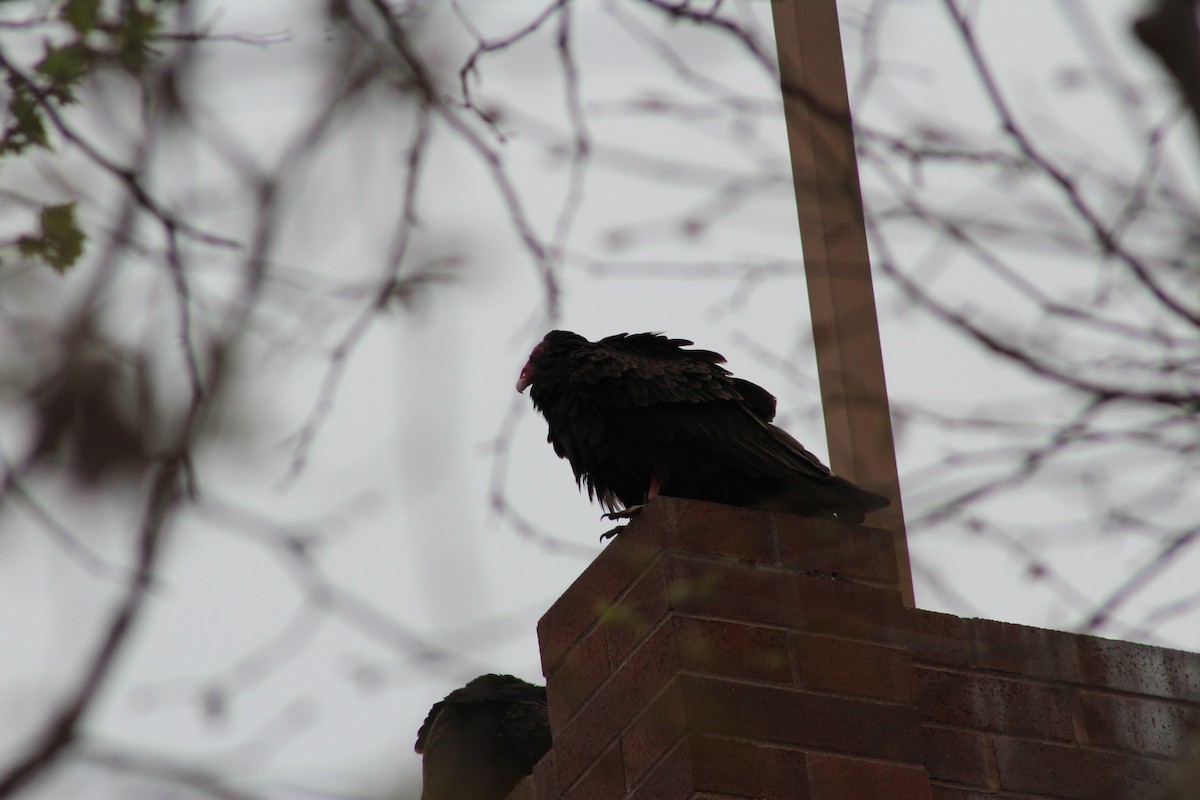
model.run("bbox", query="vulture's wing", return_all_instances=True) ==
[567,333,837,481]
[566,333,773,415]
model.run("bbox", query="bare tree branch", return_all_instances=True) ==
[0,454,184,797]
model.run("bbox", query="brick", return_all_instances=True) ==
[992,738,1173,800]
[614,495,675,550]
[663,553,909,636]
[916,666,1074,740]
[604,557,671,668]
[626,738,693,800]
[614,733,817,800]
[791,633,916,703]
[547,623,611,730]
[1077,689,1198,758]
[1076,637,1200,701]
[680,673,925,763]
[1159,750,1200,800]
[971,619,1200,701]
[665,554,802,628]
[505,775,535,800]
[529,750,558,800]
[538,530,664,672]
[791,576,908,641]
[972,619,1082,682]
[622,680,688,785]
[806,752,932,800]
[922,725,994,787]
[930,788,1023,800]
[903,610,970,665]
[662,497,778,562]
[677,616,792,684]
[551,620,680,790]
[689,735,810,799]
[563,742,625,800]
[776,515,898,584]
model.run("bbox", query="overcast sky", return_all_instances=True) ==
[2,1,1198,798]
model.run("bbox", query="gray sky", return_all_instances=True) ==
[2,1,1198,798]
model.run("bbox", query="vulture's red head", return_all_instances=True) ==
[515,341,545,394]
[516,330,588,394]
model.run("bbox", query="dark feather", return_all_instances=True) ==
[517,330,890,523]
[416,674,550,800]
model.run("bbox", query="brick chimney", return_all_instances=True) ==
[510,498,1200,800]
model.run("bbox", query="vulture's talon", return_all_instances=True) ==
[602,504,643,521]
[599,525,626,541]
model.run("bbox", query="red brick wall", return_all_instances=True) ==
[511,498,1200,800]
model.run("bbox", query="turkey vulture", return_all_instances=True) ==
[516,330,889,523]
[415,674,551,800]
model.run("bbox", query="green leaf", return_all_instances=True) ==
[18,202,86,273]
[36,41,94,102]
[0,82,50,155]
[62,0,101,34]
[112,9,161,74]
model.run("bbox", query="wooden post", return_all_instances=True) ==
[770,0,914,605]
